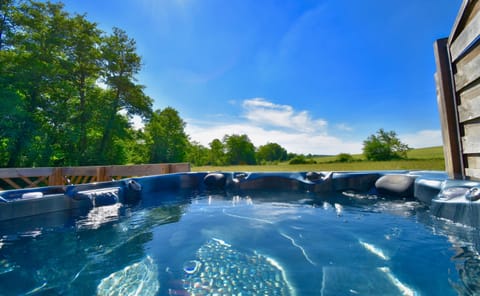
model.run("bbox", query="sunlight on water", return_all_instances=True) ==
[279,232,317,266]
[76,203,122,229]
[0,190,469,295]
[378,267,415,296]
[222,208,275,224]
[359,240,389,261]
[97,256,159,296]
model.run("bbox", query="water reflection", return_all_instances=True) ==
[451,246,480,295]
[4,189,480,295]
[97,256,159,296]
[0,201,187,295]
[419,212,480,295]
[76,203,123,230]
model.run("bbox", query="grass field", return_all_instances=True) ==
[191,146,445,172]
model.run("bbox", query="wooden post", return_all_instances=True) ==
[434,38,465,179]
[48,167,63,186]
[96,166,107,182]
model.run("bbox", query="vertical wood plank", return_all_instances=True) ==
[96,167,107,182]
[48,167,63,186]
[434,38,465,179]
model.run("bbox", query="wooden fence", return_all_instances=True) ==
[0,163,191,190]
[434,0,480,180]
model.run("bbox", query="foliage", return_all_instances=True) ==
[124,130,149,164]
[289,155,317,165]
[287,153,298,160]
[194,146,445,172]
[193,158,445,172]
[223,134,256,165]
[186,141,209,166]
[0,0,438,171]
[145,108,188,163]
[208,139,226,166]
[363,129,410,161]
[256,142,288,163]
[0,0,152,167]
[336,153,354,163]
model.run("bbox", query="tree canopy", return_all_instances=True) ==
[1,1,415,169]
[0,0,152,167]
[257,142,288,163]
[362,129,410,161]
[0,1,299,169]
[145,107,188,163]
[223,134,256,165]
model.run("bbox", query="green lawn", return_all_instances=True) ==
[192,146,445,172]
[406,146,444,159]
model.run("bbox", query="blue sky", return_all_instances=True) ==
[61,0,461,155]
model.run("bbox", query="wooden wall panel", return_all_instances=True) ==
[455,44,480,90]
[451,7,480,61]
[437,0,480,180]
[467,155,480,167]
[458,82,480,122]
[466,168,480,179]
[462,123,480,154]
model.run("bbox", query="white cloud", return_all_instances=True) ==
[335,123,354,132]
[186,97,362,155]
[132,97,441,155]
[118,109,145,130]
[186,121,361,155]
[242,98,327,133]
[130,115,145,130]
[399,130,443,148]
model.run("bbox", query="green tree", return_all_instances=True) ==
[145,107,189,163]
[98,27,152,161]
[0,0,17,51]
[186,141,209,166]
[4,1,73,166]
[65,14,102,163]
[223,134,256,165]
[256,142,288,163]
[0,0,158,167]
[208,138,226,166]
[363,129,410,161]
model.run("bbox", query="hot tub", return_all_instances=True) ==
[0,171,479,295]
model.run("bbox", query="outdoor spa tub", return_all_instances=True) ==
[1,171,480,295]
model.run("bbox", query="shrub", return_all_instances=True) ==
[336,153,354,163]
[363,129,410,161]
[289,155,317,164]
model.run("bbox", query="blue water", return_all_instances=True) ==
[0,190,478,295]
